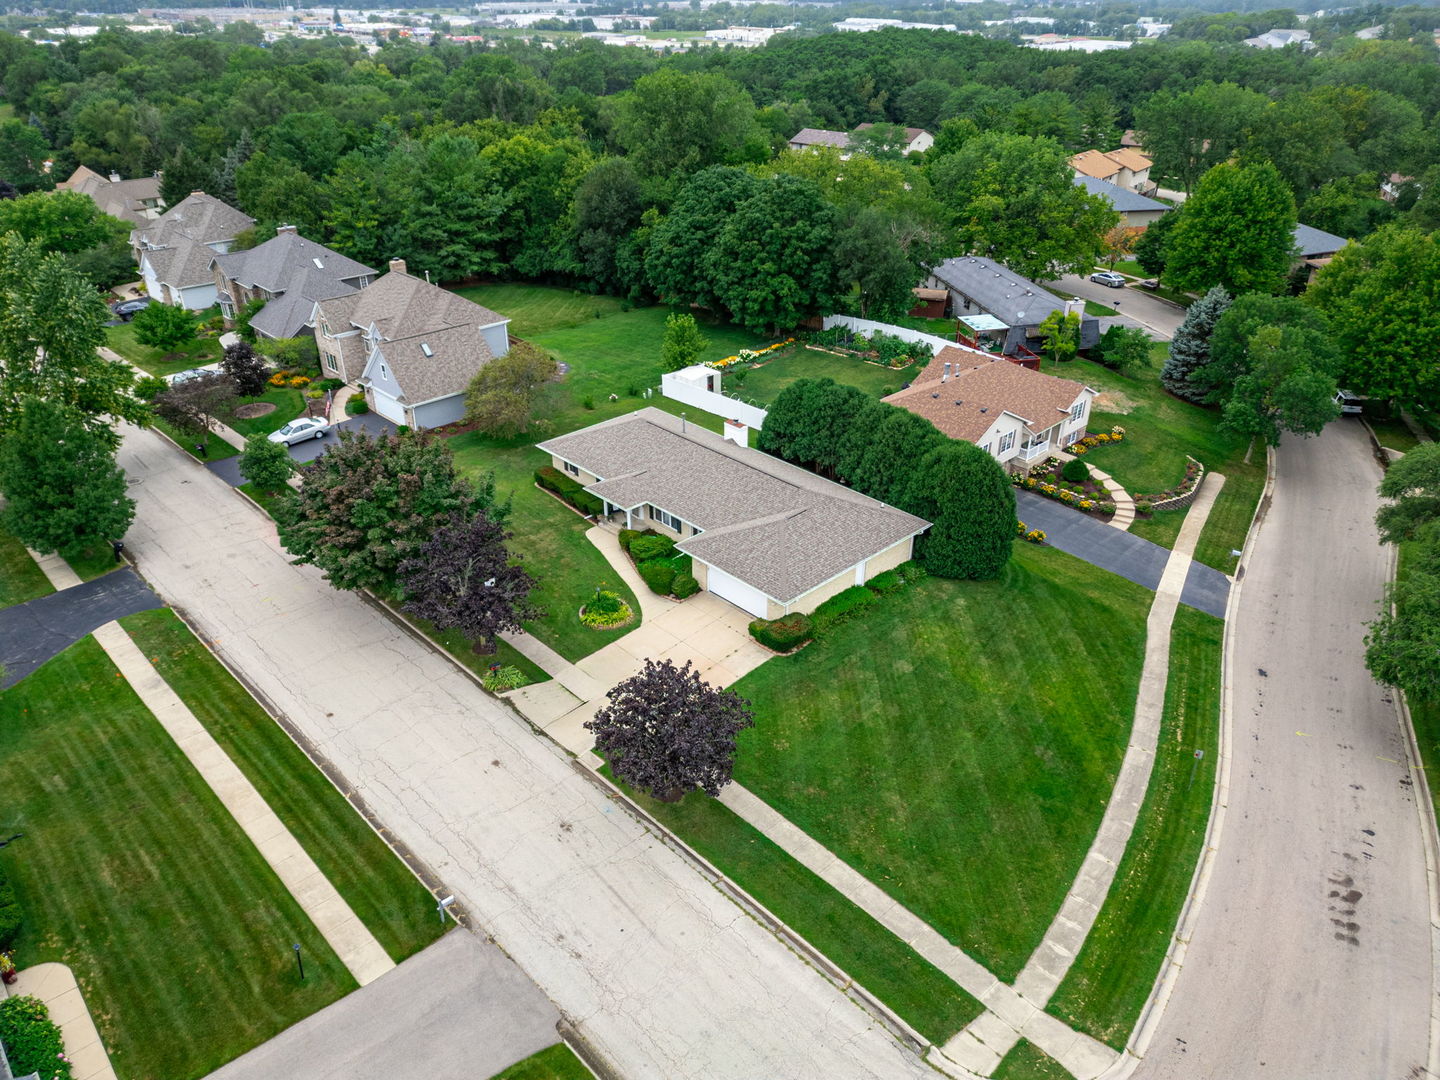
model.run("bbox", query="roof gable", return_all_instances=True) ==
[322,269,506,341]
[1072,174,1168,213]
[214,231,375,294]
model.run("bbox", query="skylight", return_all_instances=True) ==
[312,257,324,269]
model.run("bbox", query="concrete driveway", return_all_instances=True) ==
[1135,420,1435,1078]
[205,930,559,1080]
[112,424,935,1080]
[1055,274,1186,340]
[205,413,402,488]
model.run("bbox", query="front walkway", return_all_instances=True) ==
[24,553,395,989]
[2,963,117,1080]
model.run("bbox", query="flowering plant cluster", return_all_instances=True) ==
[1013,472,1116,515]
[707,339,795,370]
[1016,520,1047,544]
[1067,427,1126,456]
[268,370,311,388]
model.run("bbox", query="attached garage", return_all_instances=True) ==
[368,387,407,425]
[704,565,770,619]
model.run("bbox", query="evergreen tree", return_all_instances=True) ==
[1161,286,1231,403]
[900,441,1014,580]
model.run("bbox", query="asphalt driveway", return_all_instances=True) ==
[1054,273,1186,340]
[207,413,401,487]
[0,568,161,687]
[1015,489,1230,617]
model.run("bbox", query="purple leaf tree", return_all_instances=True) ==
[586,658,755,802]
[398,511,538,653]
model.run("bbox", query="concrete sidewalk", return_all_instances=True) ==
[2,962,117,1080]
[205,930,559,1080]
[25,539,394,988]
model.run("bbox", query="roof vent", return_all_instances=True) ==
[420,342,433,357]
[980,407,988,413]
[955,400,963,406]
[931,392,940,399]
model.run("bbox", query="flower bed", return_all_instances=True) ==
[707,339,796,371]
[1064,425,1126,458]
[1136,456,1205,513]
[580,588,634,629]
[1016,520,1047,544]
[803,327,930,369]
[1013,459,1117,518]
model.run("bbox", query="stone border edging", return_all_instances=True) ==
[1098,444,1275,1077]
[1146,456,1205,512]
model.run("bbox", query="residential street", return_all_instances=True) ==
[1052,275,1186,340]
[1135,419,1435,1079]
[113,426,935,1080]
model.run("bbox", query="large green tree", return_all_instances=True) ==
[571,157,645,295]
[1160,285,1231,404]
[1215,325,1341,445]
[1306,225,1440,408]
[0,119,52,193]
[1374,443,1440,546]
[900,441,1015,580]
[610,69,765,184]
[647,167,760,312]
[1165,160,1297,296]
[0,398,135,557]
[928,132,1116,281]
[0,233,145,438]
[1133,81,1269,194]
[275,430,501,592]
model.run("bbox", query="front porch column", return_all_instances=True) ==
[625,508,633,530]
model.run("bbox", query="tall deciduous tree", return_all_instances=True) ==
[1306,225,1440,409]
[0,190,127,254]
[660,312,708,373]
[1216,325,1341,445]
[611,69,765,183]
[1133,81,1269,194]
[0,234,144,439]
[238,432,295,493]
[275,430,501,592]
[1160,286,1231,403]
[585,658,755,802]
[1366,539,1440,700]
[0,119,53,193]
[901,441,1015,580]
[1164,160,1297,296]
[647,167,760,312]
[463,342,557,437]
[398,511,537,652]
[0,398,134,557]
[928,132,1117,281]
[571,157,644,295]
[1375,443,1440,546]
[1092,324,1150,376]
[1036,310,1081,367]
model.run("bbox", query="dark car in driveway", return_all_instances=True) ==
[110,298,154,321]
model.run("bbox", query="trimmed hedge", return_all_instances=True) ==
[0,861,20,951]
[638,561,676,595]
[811,585,878,634]
[866,569,904,595]
[629,534,677,562]
[536,466,603,517]
[0,996,70,1080]
[749,613,814,652]
[672,572,700,599]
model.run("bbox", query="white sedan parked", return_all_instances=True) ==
[268,417,330,445]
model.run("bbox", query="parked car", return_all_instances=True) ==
[1136,278,1161,291]
[268,417,330,445]
[167,367,215,386]
[110,297,153,321]
[1088,270,1127,289]
[1334,390,1364,415]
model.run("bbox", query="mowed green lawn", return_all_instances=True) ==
[1047,606,1222,1047]
[994,1040,1070,1079]
[228,387,309,438]
[0,637,355,1079]
[119,608,445,963]
[106,320,222,378]
[0,528,53,607]
[449,283,625,340]
[731,542,1152,981]
[488,1043,594,1080]
[736,347,917,406]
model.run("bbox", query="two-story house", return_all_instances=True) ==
[131,191,254,309]
[311,259,510,430]
[211,226,376,339]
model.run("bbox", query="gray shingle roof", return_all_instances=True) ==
[789,127,851,148]
[317,270,506,341]
[537,409,929,603]
[248,270,359,339]
[368,323,493,404]
[132,191,253,250]
[930,255,1067,327]
[213,231,374,294]
[143,238,219,289]
[60,165,164,225]
[1072,174,1169,214]
[1292,222,1347,258]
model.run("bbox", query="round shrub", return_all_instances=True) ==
[638,561,676,595]
[749,614,814,651]
[672,572,699,599]
[345,396,369,415]
[587,589,625,616]
[617,529,641,552]
[629,534,677,563]
[1061,458,1090,484]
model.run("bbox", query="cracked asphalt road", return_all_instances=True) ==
[116,426,934,1080]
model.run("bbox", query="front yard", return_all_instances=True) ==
[0,527,53,607]
[0,636,355,1079]
[729,542,1153,981]
[105,319,222,378]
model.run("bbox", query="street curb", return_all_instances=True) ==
[1097,442,1276,1078]
[1381,545,1440,1080]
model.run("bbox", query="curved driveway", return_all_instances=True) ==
[1135,420,1435,1078]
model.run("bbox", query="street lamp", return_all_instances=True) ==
[293,942,305,981]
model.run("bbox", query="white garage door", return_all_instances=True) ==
[706,566,770,618]
[370,389,406,425]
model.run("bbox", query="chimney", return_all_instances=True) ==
[1064,297,1085,320]
[388,258,407,275]
[108,170,121,183]
[723,418,748,447]
[276,224,298,235]
[190,190,204,196]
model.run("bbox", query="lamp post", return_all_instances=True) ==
[293,942,305,981]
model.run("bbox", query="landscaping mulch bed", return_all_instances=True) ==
[233,402,277,419]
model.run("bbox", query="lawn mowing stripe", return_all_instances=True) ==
[0,526,53,607]
[120,608,444,964]
[0,636,355,1079]
[1044,606,1223,1048]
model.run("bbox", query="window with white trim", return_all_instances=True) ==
[325,354,338,373]
[379,362,388,380]
[998,431,1015,453]
[981,443,993,456]
[1070,401,1086,422]
[650,506,682,531]
[563,461,579,476]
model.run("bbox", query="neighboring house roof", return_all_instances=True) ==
[1070,149,1120,180]
[852,123,930,143]
[58,165,164,224]
[1292,222,1348,258]
[249,270,359,339]
[1104,147,1152,172]
[1120,129,1142,148]
[133,191,253,250]
[214,231,375,296]
[788,127,851,148]
[929,255,1066,327]
[319,268,506,342]
[142,240,218,290]
[367,323,494,405]
[1073,174,1169,213]
[883,348,1095,443]
[537,408,929,604]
